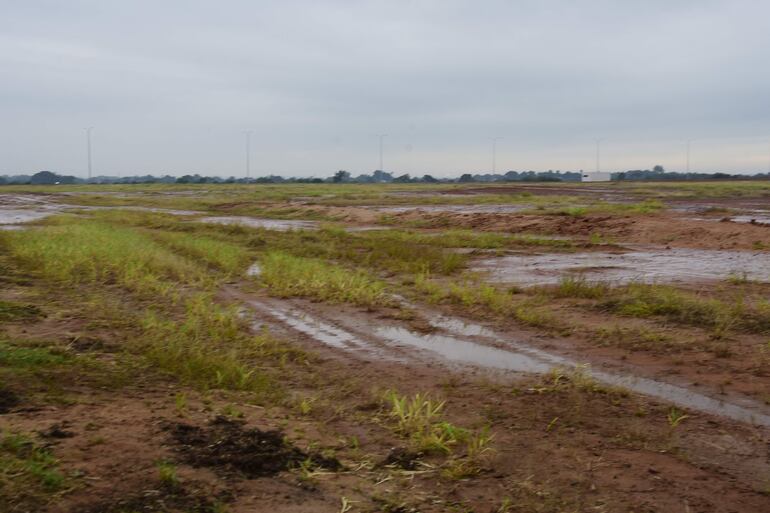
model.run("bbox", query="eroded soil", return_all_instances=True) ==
[2,182,770,512]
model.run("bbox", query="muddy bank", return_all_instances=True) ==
[384,210,770,250]
[240,293,770,427]
[199,216,319,231]
[473,246,770,286]
[199,215,385,232]
[0,193,201,227]
[369,204,531,214]
[168,416,340,477]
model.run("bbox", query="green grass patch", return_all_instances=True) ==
[600,283,770,335]
[139,294,292,398]
[258,251,391,308]
[412,273,565,331]
[0,218,206,297]
[151,231,251,275]
[0,341,69,368]
[0,431,66,510]
[0,301,41,322]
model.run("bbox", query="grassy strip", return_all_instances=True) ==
[0,431,66,510]
[0,217,293,399]
[0,218,205,297]
[0,301,41,322]
[354,228,574,251]
[151,231,251,275]
[140,294,297,399]
[258,251,392,308]
[525,199,665,217]
[411,273,566,332]
[601,283,770,335]
[540,277,770,336]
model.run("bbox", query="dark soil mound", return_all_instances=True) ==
[167,416,340,477]
[80,485,229,513]
[0,387,20,414]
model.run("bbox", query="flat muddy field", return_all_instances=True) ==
[1,181,769,512]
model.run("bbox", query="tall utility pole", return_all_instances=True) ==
[490,137,502,173]
[244,130,253,180]
[85,127,93,179]
[686,140,691,173]
[595,139,603,172]
[377,134,387,171]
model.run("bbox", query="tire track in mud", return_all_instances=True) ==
[232,288,770,428]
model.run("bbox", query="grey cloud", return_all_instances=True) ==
[1,0,769,176]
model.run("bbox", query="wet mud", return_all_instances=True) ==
[0,387,21,414]
[0,194,200,228]
[473,246,770,286]
[199,216,319,231]
[199,215,384,232]
[168,416,341,478]
[371,204,531,214]
[79,484,231,513]
[240,293,770,427]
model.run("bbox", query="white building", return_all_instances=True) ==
[581,171,612,182]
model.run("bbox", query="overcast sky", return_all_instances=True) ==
[2,0,770,177]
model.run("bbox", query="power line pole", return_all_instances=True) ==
[490,137,502,173]
[85,127,93,179]
[686,139,691,173]
[377,134,387,170]
[244,130,253,180]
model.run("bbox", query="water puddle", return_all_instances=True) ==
[474,247,770,285]
[200,216,386,233]
[0,209,58,225]
[199,216,319,231]
[244,296,770,427]
[419,317,770,427]
[0,194,70,226]
[246,300,400,361]
[728,213,770,226]
[100,206,201,216]
[0,194,202,227]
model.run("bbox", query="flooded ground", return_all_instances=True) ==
[241,292,770,427]
[473,246,770,286]
[199,215,385,232]
[199,216,319,231]
[4,182,770,512]
[0,194,201,228]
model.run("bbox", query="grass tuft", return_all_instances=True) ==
[258,251,392,308]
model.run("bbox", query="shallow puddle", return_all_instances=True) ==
[246,299,402,361]
[200,216,319,231]
[200,216,385,233]
[474,247,770,285]
[728,213,770,226]
[244,295,770,427]
[0,193,202,227]
[0,209,57,224]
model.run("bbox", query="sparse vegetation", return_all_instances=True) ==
[0,431,66,510]
[258,251,392,307]
[2,182,770,511]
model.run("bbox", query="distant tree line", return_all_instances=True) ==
[1,167,768,185]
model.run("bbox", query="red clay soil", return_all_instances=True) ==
[388,211,769,250]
